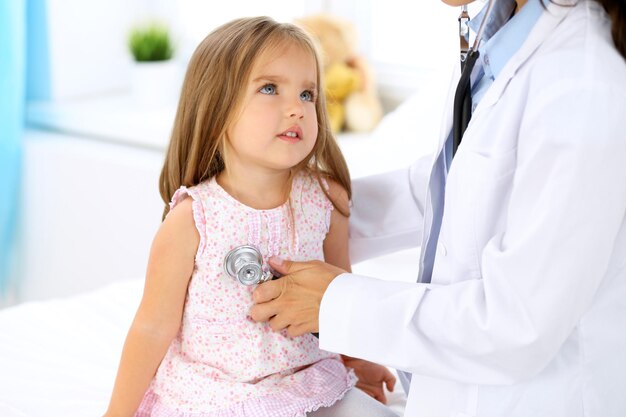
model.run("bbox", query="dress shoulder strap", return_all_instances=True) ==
[168,182,211,259]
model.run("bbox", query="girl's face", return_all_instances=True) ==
[225,42,318,173]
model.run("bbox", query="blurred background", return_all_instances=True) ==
[0,0,484,307]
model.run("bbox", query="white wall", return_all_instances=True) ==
[17,130,165,301]
[45,0,139,98]
[43,0,321,100]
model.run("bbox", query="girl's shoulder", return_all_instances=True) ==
[325,177,350,216]
[169,179,218,209]
[292,169,328,198]
[293,169,349,216]
[167,180,216,260]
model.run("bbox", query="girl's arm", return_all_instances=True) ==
[103,197,199,417]
[322,180,397,404]
[323,179,351,272]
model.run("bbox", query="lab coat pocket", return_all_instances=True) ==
[439,148,517,280]
[462,148,517,252]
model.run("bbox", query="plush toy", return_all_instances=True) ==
[296,14,383,133]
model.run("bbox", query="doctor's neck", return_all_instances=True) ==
[443,0,527,12]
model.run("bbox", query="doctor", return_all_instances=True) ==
[251,0,626,416]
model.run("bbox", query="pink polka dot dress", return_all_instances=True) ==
[135,170,356,417]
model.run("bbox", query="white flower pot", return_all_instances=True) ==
[130,60,182,106]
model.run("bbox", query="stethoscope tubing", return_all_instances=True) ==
[452,0,496,156]
[453,48,480,156]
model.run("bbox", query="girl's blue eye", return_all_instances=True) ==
[300,90,314,102]
[259,84,276,95]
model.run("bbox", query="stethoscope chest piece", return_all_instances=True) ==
[224,244,318,338]
[223,245,272,286]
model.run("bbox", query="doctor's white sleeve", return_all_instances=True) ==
[348,155,431,263]
[321,77,626,385]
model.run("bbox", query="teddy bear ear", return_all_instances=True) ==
[293,14,357,68]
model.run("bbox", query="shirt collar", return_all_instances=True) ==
[468,0,517,44]
[469,0,546,80]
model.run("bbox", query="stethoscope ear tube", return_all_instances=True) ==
[452,48,480,156]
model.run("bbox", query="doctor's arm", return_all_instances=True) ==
[321,180,397,404]
[319,82,626,385]
[348,155,431,263]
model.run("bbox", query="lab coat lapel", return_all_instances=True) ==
[437,67,461,155]
[417,68,460,283]
[470,3,571,117]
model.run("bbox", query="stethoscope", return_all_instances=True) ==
[453,0,496,156]
[223,245,277,286]
[224,245,320,337]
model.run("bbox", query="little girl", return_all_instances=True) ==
[103,16,397,417]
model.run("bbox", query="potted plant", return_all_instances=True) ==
[128,22,180,105]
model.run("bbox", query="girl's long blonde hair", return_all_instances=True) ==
[159,16,351,219]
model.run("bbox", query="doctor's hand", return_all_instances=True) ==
[249,257,345,337]
[341,355,396,404]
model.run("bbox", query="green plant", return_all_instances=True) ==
[128,23,174,62]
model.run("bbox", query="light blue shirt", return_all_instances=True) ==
[470,0,547,110]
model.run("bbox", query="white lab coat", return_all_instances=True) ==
[319,1,626,416]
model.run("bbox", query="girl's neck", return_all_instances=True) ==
[216,167,293,210]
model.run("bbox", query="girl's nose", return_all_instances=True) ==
[285,96,305,119]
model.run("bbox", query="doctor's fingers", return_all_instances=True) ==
[384,369,397,392]
[285,323,312,337]
[357,383,388,404]
[269,311,317,337]
[268,257,311,276]
[248,300,279,322]
[250,278,299,322]
[268,312,301,333]
[252,277,285,303]
[256,288,321,334]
